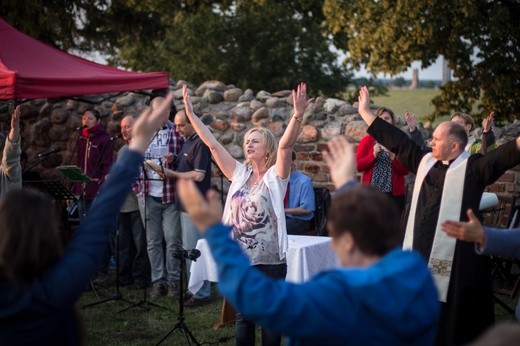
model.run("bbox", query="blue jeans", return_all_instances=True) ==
[235,263,287,346]
[139,196,182,285]
[114,210,150,286]
[180,212,211,299]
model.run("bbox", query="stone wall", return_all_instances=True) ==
[1,79,520,202]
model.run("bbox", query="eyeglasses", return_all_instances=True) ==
[174,124,187,129]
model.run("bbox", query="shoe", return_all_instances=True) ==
[184,297,211,308]
[109,256,116,270]
[167,283,180,299]
[149,282,166,298]
[92,273,110,286]
[183,290,193,301]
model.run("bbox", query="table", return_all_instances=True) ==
[188,235,337,294]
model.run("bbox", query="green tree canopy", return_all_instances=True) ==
[108,0,351,96]
[323,0,520,122]
[1,1,351,97]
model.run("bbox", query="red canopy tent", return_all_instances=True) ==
[0,17,169,100]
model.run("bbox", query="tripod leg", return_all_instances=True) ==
[181,322,200,345]
[155,254,200,345]
[155,323,181,346]
[119,286,170,313]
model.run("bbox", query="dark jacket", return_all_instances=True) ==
[0,149,142,345]
[74,124,113,200]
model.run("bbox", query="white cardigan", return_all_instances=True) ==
[221,161,289,260]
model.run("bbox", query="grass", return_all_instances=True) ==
[79,280,238,345]
[78,270,518,345]
[371,88,440,120]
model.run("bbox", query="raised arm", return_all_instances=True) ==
[276,82,312,179]
[2,106,22,189]
[357,86,377,126]
[479,111,496,155]
[183,84,236,180]
[8,106,20,143]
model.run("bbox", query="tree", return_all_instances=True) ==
[104,0,351,96]
[323,0,520,122]
[1,1,351,97]
[0,1,110,51]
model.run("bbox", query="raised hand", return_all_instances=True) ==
[322,136,356,188]
[177,178,223,232]
[482,111,494,133]
[129,92,174,153]
[292,82,314,119]
[358,86,371,114]
[404,110,417,132]
[357,86,376,126]
[9,105,21,142]
[183,84,194,116]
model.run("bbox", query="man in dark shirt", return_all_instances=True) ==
[151,110,213,307]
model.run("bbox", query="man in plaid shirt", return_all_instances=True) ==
[134,92,185,298]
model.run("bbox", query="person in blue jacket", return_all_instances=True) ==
[176,135,440,346]
[442,208,520,320]
[0,92,174,345]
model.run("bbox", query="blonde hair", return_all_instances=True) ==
[243,128,278,170]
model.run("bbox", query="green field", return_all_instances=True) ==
[371,89,440,120]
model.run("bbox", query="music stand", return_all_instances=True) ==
[23,179,77,243]
[23,180,76,200]
[56,165,109,300]
[57,165,91,220]
[56,165,92,184]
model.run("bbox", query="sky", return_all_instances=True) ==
[353,56,444,81]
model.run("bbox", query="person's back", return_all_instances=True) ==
[280,248,437,345]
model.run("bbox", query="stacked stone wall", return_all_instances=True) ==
[1,80,519,202]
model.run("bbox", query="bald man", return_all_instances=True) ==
[357,86,520,345]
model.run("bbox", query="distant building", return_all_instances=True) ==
[442,56,451,85]
[409,69,418,89]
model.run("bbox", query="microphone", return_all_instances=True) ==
[37,147,61,158]
[74,125,87,131]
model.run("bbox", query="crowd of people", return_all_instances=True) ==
[0,84,519,345]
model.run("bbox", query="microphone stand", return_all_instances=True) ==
[156,250,200,345]
[23,155,52,176]
[82,224,135,309]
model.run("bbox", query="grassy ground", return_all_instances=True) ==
[371,88,440,120]
[78,270,518,345]
[79,280,238,345]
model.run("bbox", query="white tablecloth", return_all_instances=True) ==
[188,235,337,294]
